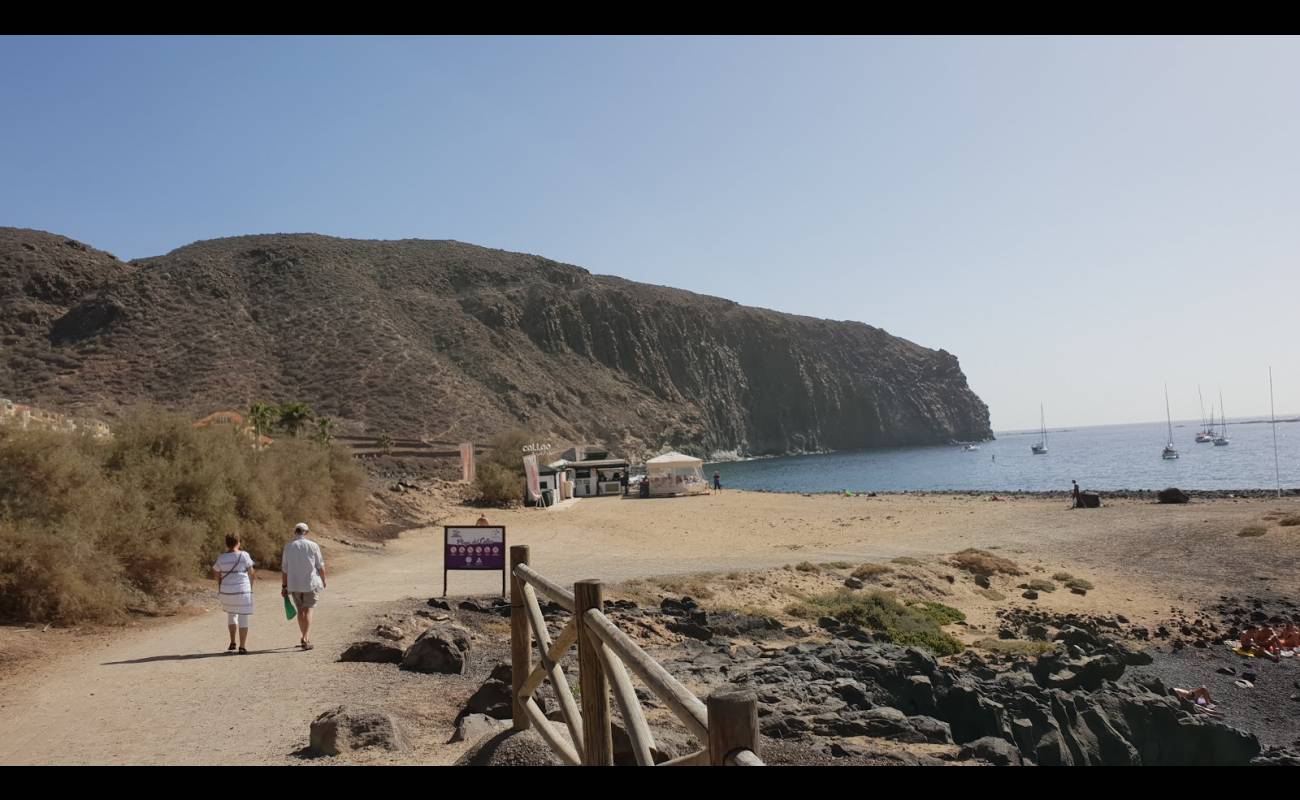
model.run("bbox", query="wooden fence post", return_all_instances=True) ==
[707,690,759,766]
[575,579,612,765]
[509,545,531,731]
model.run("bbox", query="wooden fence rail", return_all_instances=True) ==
[508,545,762,766]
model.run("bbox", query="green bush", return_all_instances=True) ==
[1051,572,1073,582]
[785,590,964,655]
[0,410,368,624]
[1064,578,1094,591]
[471,430,536,506]
[1023,579,1057,592]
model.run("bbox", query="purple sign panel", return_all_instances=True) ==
[444,526,506,571]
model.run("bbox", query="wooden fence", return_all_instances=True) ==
[509,545,763,766]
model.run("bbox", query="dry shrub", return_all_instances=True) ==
[794,562,820,574]
[852,563,894,580]
[952,548,1024,578]
[0,410,368,624]
[1238,526,1268,538]
[1279,516,1300,527]
[891,556,923,567]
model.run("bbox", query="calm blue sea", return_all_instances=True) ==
[705,418,1300,493]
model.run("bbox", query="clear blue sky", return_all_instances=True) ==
[3,36,1297,431]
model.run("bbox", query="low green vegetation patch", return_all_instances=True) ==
[0,410,367,625]
[952,548,1024,578]
[819,561,853,570]
[1239,525,1268,538]
[785,590,964,656]
[1022,579,1057,592]
[890,556,923,567]
[976,588,1007,601]
[976,638,1060,657]
[851,563,894,580]
[1052,572,1074,582]
[1064,578,1094,591]
[912,600,965,625]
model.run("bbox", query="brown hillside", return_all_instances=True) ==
[0,228,991,458]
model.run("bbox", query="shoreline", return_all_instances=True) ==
[729,487,1299,499]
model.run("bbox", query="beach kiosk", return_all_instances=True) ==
[645,451,709,497]
[548,446,630,498]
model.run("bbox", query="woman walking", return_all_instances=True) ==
[214,534,256,654]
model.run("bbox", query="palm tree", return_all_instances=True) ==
[248,401,277,451]
[314,417,335,446]
[376,431,394,454]
[276,402,314,438]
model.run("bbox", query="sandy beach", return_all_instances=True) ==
[1,489,1297,765]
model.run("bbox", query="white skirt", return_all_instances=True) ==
[219,592,254,616]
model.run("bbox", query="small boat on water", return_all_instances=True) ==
[1162,385,1180,459]
[1195,387,1215,443]
[1031,404,1047,455]
[1214,393,1230,446]
[962,443,980,451]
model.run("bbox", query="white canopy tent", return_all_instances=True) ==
[645,451,708,497]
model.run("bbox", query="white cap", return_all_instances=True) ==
[294,522,309,534]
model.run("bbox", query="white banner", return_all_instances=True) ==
[523,453,541,502]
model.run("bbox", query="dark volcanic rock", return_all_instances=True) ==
[339,640,404,664]
[400,624,471,674]
[1157,488,1190,504]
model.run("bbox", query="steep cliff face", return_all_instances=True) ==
[0,228,991,457]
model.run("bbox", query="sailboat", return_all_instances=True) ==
[1195,387,1215,443]
[1031,404,1047,454]
[1162,385,1180,460]
[1213,392,1230,446]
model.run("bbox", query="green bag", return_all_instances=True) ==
[284,594,297,621]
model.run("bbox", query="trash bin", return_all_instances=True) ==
[542,489,554,507]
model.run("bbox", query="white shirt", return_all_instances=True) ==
[214,551,254,594]
[282,536,324,593]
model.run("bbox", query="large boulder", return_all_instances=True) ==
[401,624,472,674]
[1157,487,1190,504]
[448,713,511,744]
[960,736,1025,766]
[339,640,403,664]
[460,679,514,720]
[309,706,408,756]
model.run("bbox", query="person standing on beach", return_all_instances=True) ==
[281,522,326,651]
[214,534,255,654]
[1071,480,1080,509]
[713,471,722,492]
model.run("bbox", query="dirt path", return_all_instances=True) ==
[1,492,1294,764]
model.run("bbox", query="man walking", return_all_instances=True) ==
[281,522,326,650]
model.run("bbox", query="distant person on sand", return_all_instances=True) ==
[713,471,722,492]
[1071,480,1080,509]
[476,514,490,526]
[281,522,326,651]
[214,534,255,655]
